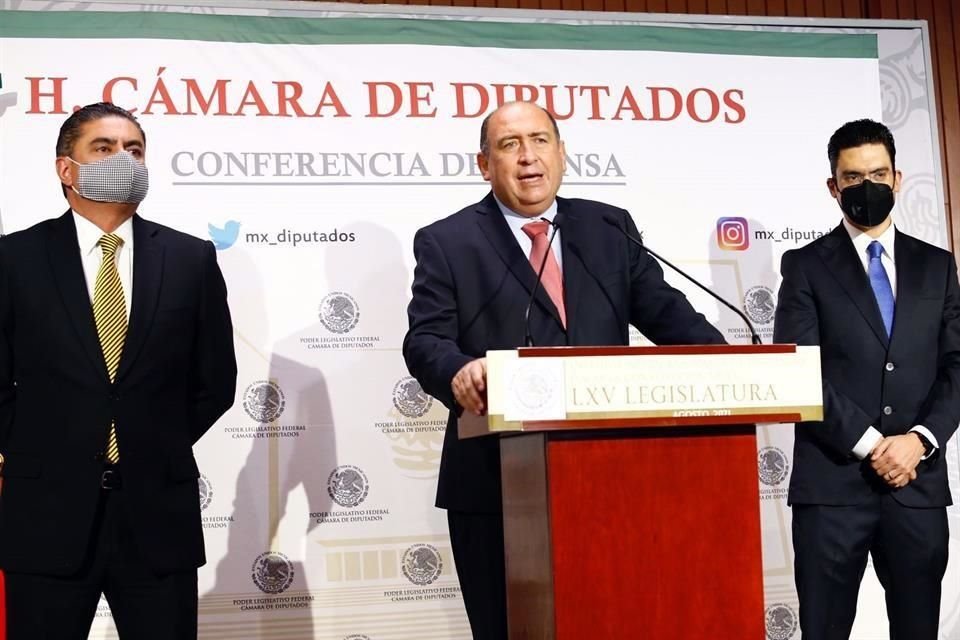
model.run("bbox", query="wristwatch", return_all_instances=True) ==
[915,432,935,457]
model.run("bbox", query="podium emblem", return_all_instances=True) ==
[512,365,555,411]
[502,357,566,421]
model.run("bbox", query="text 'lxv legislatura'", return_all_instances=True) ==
[571,383,779,406]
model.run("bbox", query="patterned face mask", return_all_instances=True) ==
[68,151,149,204]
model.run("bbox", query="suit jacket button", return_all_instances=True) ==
[885,362,895,372]
[883,405,893,415]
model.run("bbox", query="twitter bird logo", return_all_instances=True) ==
[208,220,240,250]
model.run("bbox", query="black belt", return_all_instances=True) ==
[100,466,122,490]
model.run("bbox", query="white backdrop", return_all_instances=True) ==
[0,4,955,639]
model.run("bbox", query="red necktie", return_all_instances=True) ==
[522,220,566,328]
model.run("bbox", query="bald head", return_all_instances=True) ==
[476,101,566,217]
[480,102,560,154]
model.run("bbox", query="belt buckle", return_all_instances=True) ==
[101,469,118,490]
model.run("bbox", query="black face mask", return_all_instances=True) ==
[837,179,895,228]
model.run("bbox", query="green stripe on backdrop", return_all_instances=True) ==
[0,10,877,58]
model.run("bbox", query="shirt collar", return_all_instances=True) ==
[73,211,134,257]
[492,195,558,225]
[842,216,896,264]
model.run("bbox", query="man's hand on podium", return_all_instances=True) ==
[453,358,487,416]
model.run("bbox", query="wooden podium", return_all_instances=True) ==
[460,344,822,640]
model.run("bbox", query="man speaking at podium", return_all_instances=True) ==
[403,101,724,639]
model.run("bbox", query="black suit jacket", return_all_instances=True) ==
[0,212,237,576]
[403,193,725,513]
[774,224,960,507]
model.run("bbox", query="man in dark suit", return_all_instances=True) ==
[403,101,724,639]
[0,102,237,639]
[774,118,960,640]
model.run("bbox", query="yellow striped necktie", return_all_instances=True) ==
[93,233,127,464]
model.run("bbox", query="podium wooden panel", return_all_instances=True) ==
[463,344,822,639]
[501,425,763,639]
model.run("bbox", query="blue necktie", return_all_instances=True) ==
[867,240,895,337]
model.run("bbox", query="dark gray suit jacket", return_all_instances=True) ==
[403,193,725,513]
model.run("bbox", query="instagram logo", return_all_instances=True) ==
[716,217,750,251]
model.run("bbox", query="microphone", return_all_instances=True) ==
[602,214,761,345]
[523,215,562,347]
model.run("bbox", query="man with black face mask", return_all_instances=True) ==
[774,118,960,640]
[0,102,237,639]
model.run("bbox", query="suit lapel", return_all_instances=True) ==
[557,198,585,338]
[890,231,921,346]
[47,211,111,383]
[474,193,564,329]
[116,215,163,381]
[816,224,889,346]
[558,201,631,343]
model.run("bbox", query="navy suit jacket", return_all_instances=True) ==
[774,224,960,507]
[403,193,725,513]
[0,212,237,576]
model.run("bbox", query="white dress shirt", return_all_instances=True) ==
[842,218,938,459]
[73,211,134,320]
[493,196,563,271]
[842,216,897,298]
